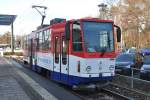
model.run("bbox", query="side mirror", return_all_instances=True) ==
[65,21,70,40]
[117,27,121,42]
[114,25,121,42]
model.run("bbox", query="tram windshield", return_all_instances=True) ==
[83,21,114,52]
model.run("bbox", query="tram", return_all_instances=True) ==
[23,18,121,86]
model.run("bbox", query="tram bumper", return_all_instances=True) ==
[70,73,114,86]
[71,74,112,90]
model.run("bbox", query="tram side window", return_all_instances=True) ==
[23,37,26,50]
[44,30,50,52]
[62,37,67,65]
[41,30,50,52]
[47,29,51,48]
[25,36,28,50]
[28,37,30,56]
[72,23,83,52]
[36,33,39,51]
[26,36,29,50]
[55,37,59,63]
[24,37,28,50]
[39,31,43,51]
[42,31,46,51]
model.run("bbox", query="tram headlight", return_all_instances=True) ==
[86,66,92,72]
[109,65,115,70]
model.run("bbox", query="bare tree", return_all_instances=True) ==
[0,31,11,44]
[108,0,150,48]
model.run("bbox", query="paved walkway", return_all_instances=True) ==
[0,57,31,100]
[0,57,81,100]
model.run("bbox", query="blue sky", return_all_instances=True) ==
[0,0,103,36]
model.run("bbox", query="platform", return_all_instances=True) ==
[0,57,30,100]
[0,57,81,100]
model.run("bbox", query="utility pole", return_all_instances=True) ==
[11,17,14,53]
[32,5,47,25]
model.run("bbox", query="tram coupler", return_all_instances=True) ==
[72,84,96,91]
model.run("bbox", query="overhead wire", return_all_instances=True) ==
[36,0,46,5]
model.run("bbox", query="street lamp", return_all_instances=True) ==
[98,3,107,19]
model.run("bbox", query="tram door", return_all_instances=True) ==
[53,34,61,80]
[53,33,69,83]
[60,36,69,83]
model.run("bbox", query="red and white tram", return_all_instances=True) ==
[23,18,121,86]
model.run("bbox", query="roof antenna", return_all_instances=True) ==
[32,5,47,25]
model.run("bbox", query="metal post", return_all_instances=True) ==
[11,21,14,53]
[131,68,133,88]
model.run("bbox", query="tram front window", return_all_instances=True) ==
[83,22,114,52]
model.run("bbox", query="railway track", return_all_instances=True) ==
[101,87,131,100]
[73,90,127,100]
[102,83,150,100]
[72,82,150,100]
[11,58,150,100]
[71,84,130,100]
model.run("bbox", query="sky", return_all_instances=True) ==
[0,0,104,36]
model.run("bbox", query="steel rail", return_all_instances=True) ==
[109,82,150,96]
[102,82,150,100]
[101,88,132,100]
